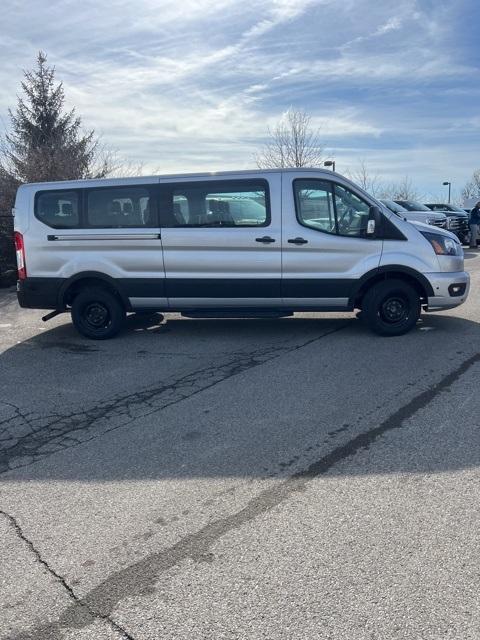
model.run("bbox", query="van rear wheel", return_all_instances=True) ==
[362,279,420,336]
[71,287,126,339]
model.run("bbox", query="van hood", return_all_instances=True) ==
[410,220,458,241]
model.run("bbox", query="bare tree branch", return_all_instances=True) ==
[462,169,480,202]
[379,176,422,201]
[255,109,327,169]
[345,159,382,196]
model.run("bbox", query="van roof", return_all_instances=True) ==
[19,167,335,190]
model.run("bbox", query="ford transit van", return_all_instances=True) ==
[13,169,469,339]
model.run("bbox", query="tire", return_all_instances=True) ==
[361,279,420,337]
[71,287,126,339]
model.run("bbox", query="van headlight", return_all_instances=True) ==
[420,231,461,256]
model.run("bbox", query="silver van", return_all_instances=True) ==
[13,169,469,339]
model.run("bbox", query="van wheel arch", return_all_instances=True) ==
[353,268,432,310]
[60,273,129,310]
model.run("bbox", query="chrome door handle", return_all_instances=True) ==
[288,237,308,245]
[255,236,276,243]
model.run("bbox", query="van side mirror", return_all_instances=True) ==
[367,205,382,237]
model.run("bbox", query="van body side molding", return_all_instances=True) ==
[18,275,359,311]
[47,233,161,241]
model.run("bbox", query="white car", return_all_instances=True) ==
[381,200,447,229]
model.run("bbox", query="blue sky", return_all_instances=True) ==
[1,0,479,199]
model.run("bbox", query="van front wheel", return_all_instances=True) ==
[71,287,126,339]
[361,279,420,336]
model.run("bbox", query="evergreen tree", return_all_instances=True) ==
[0,52,116,276]
[1,51,111,185]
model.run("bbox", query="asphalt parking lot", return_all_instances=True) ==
[1,253,480,640]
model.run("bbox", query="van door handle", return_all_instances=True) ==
[288,237,308,245]
[255,236,276,243]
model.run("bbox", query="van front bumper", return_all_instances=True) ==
[425,271,470,311]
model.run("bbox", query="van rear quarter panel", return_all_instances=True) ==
[17,182,163,280]
[25,228,163,280]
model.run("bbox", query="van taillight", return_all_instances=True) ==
[14,232,27,280]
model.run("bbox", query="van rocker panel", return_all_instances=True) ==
[18,276,357,310]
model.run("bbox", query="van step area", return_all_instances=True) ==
[180,309,293,319]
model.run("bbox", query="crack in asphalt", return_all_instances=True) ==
[0,324,347,474]
[0,510,135,640]
[7,349,480,640]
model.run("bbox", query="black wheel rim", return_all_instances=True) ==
[379,294,409,325]
[83,302,111,330]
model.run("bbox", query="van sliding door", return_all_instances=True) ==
[159,175,282,308]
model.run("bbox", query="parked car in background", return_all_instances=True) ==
[396,200,469,244]
[424,203,471,244]
[381,200,447,229]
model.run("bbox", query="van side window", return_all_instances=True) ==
[294,180,336,234]
[161,181,270,227]
[87,187,154,228]
[173,195,189,224]
[294,180,371,238]
[334,184,370,237]
[35,191,79,228]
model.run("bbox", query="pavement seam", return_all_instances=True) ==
[295,350,480,478]
[0,510,135,640]
[7,349,480,640]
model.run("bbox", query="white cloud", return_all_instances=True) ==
[376,16,403,35]
[243,0,320,38]
[0,0,478,192]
